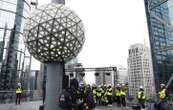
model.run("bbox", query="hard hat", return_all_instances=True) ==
[107,84,111,88]
[98,85,101,88]
[79,82,84,87]
[139,86,143,89]
[160,83,165,87]
[17,83,21,87]
[122,83,125,86]
[92,84,96,87]
[117,84,121,87]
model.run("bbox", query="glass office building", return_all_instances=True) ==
[0,0,31,90]
[144,0,173,94]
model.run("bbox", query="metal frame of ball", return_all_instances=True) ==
[24,3,85,63]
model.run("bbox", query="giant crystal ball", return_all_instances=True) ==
[24,3,85,63]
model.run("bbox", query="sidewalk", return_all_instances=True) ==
[0,101,42,110]
[0,101,128,110]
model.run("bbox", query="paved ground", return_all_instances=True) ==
[0,101,129,110]
[0,101,42,110]
[96,105,129,110]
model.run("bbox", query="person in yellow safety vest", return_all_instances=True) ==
[107,85,113,106]
[92,85,97,106]
[120,85,126,107]
[16,83,22,105]
[115,84,121,106]
[100,86,105,105]
[101,86,108,106]
[96,86,102,105]
[158,83,169,110]
[137,86,146,110]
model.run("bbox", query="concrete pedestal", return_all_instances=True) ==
[45,63,64,110]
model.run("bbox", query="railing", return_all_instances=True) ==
[0,90,43,104]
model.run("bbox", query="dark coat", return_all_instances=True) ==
[59,89,72,110]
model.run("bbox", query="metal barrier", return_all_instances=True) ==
[0,90,43,104]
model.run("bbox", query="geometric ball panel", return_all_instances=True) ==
[24,3,85,63]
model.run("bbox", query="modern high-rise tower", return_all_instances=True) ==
[0,0,31,90]
[128,44,154,98]
[144,0,173,94]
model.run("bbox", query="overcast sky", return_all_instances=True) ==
[32,0,149,68]
[32,0,150,83]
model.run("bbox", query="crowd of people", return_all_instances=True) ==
[58,80,171,110]
[59,81,128,110]
[15,79,170,110]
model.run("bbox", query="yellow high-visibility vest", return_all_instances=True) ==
[116,90,121,96]
[107,88,112,96]
[97,91,102,97]
[120,90,126,96]
[101,89,104,94]
[102,92,108,103]
[137,91,145,100]
[93,95,97,103]
[93,89,97,95]
[159,89,166,99]
[16,87,22,94]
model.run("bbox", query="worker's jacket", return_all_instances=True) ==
[120,90,126,97]
[115,89,121,97]
[137,91,146,100]
[107,88,112,96]
[92,89,97,103]
[96,89,102,97]
[16,87,22,94]
[101,91,108,103]
[93,89,97,96]
[159,88,168,100]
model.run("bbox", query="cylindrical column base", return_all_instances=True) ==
[45,63,64,110]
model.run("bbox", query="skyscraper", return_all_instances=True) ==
[144,0,173,94]
[128,44,154,98]
[0,0,31,90]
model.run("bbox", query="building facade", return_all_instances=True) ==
[95,69,114,86]
[144,0,173,94]
[128,44,154,98]
[118,67,128,84]
[0,0,32,90]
